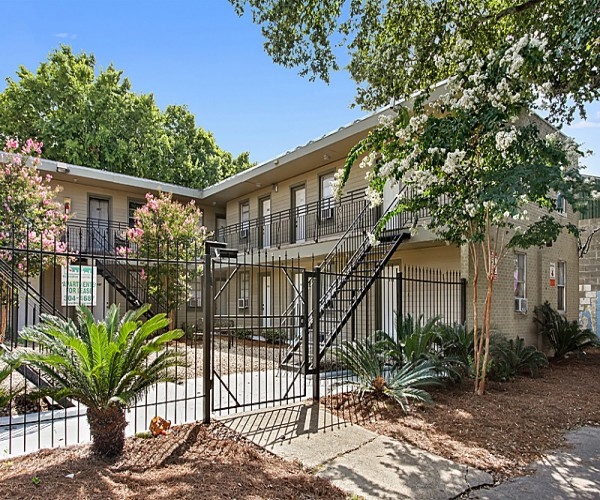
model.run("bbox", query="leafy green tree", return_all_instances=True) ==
[0,46,252,188]
[229,0,599,120]
[19,304,185,457]
[334,36,587,394]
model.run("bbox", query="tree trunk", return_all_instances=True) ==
[87,404,128,457]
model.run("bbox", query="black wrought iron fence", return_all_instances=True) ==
[0,230,206,456]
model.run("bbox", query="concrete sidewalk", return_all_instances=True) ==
[466,426,600,500]
[219,401,493,499]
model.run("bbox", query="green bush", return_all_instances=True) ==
[261,328,288,344]
[534,301,598,360]
[391,314,466,383]
[333,331,443,413]
[488,335,549,381]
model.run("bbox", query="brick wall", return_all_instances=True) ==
[578,218,600,337]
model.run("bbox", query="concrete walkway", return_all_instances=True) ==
[220,401,493,499]
[466,426,600,500]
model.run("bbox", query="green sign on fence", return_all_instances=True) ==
[61,265,97,306]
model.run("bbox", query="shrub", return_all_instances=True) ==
[488,335,549,381]
[334,331,443,413]
[261,328,288,344]
[534,301,598,360]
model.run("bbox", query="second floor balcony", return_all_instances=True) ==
[216,189,378,252]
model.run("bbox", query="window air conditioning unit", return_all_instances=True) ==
[321,207,335,220]
[238,298,249,309]
[187,297,201,308]
[239,228,249,239]
[515,298,528,314]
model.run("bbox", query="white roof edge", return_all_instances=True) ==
[38,158,202,199]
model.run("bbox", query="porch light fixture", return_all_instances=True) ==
[214,247,238,261]
[56,165,70,174]
[272,183,278,192]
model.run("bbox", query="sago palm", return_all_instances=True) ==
[334,332,443,413]
[19,303,185,457]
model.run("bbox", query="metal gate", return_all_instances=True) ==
[204,243,309,416]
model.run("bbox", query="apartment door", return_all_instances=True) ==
[382,265,400,340]
[88,197,110,252]
[292,186,306,243]
[216,215,226,242]
[260,197,271,249]
[261,274,271,327]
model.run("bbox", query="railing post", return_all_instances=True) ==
[302,270,310,375]
[396,270,403,335]
[202,242,213,424]
[312,265,321,401]
[460,277,467,328]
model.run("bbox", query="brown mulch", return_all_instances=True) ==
[0,422,346,500]
[326,348,600,481]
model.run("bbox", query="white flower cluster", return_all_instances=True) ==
[378,113,395,128]
[367,232,380,247]
[331,168,346,200]
[365,185,383,208]
[403,168,438,195]
[442,150,467,175]
[495,129,518,154]
[359,151,377,169]
[379,158,398,178]
[408,114,428,134]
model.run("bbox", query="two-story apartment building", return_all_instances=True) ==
[5,105,579,356]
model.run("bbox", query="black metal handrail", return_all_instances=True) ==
[216,188,374,251]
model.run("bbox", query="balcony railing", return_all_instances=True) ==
[63,218,130,255]
[216,189,381,251]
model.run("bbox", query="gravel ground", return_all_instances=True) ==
[161,336,289,377]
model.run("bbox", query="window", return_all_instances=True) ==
[128,200,145,228]
[238,271,249,309]
[556,192,566,215]
[557,261,566,311]
[514,253,527,312]
[320,172,335,219]
[240,201,250,239]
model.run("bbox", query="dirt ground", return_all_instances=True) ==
[327,348,600,481]
[1,349,599,498]
[0,422,346,500]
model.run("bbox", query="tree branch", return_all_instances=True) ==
[483,0,548,21]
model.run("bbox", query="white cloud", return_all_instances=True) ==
[53,33,76,39]
[566,120,600,130]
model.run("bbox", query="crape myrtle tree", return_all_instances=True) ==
[332,36,585,395]
[119,192,209,322]
[0,138,69,342]
[0,46,253,188]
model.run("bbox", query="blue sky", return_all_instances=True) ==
[1,0,599,174]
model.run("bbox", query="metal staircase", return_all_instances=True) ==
[0,259,67,324]
[281,188,413,370]
[95,259,157,318]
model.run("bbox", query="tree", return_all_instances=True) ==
[0,138,69,342]
[333,35,586,394]
[0,46,252,188]
[19,304,185,457]
[119,192,209,319]
[229,0,599,121]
